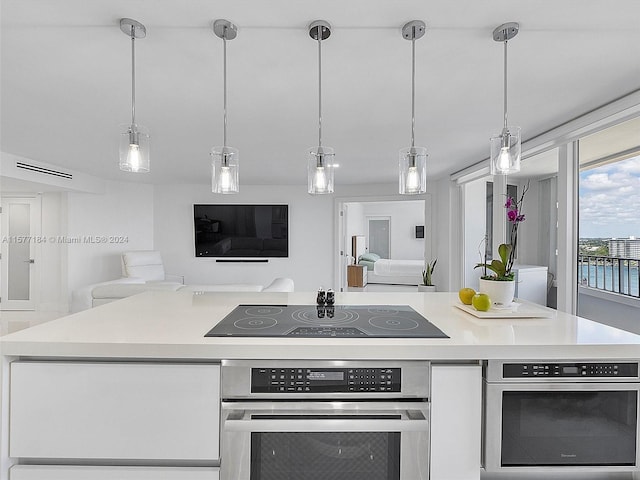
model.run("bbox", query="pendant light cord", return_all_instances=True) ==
[223,32,228,147]
[318,29,323,148]
[503,37,508,129]
[411,28,416,148]
[130,26,136,127]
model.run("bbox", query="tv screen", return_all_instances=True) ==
[194,204,289,258]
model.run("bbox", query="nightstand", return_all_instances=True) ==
[347,265,368,287]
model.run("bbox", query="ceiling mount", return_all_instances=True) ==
[213,19,238,40]
[119,18,146,38]
[402,20,426,40]
[493,22,519,42]
[308,20,331,40]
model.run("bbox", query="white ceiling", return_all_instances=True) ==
[2,0,640,188]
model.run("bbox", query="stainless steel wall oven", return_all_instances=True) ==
[220,360,431,480]
[484,360,640,474]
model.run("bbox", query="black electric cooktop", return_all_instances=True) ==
[205,304,448,338]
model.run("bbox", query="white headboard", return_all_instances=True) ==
[352,235,366,260]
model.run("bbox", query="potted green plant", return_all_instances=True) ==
[475,183,529,305]
[418,259,437,292]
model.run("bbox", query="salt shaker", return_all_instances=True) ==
[325,288,335,306]
[316,287,326,305]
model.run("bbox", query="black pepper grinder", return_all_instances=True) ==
[316,287,326,306]
[325,288,335,306]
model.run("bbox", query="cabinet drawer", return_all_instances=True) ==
[10,362,220,460]
[10,466,219,480]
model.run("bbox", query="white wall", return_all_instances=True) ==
[514,179,541,267]
[344,202,365,258]
[153,184,334,292]
[66,180,154,296]
[360,200,425,260]
[39,192,67,311]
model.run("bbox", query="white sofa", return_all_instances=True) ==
[72,277,295,312]
[71,250,294,312]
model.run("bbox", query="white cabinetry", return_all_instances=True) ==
[9,362,220,460]
[9,466,219,480]
[430,364,482,480]
[513,265,548,305]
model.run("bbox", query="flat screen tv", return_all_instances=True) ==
[194,204,288,258]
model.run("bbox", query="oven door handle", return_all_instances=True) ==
[223,409,429,433]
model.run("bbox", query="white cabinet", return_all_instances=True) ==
[513,264,548,305]
[430,364,482,480]
[9,466,219,479]
[10,362,220,460]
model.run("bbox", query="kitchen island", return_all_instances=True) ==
[2,291,640,480]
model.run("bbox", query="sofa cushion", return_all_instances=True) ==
[122,251,165,281]
[261,277,295,292]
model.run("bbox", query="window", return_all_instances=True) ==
[578,118,640,299]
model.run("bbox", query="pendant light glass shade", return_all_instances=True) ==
[119,18,150,173]
[307,20,334,195]
[211,146,239,194]
[119,124,150,172]
[399,146,427,194]
[490,126,521,174]
[399,20,427,195]
[490,22,520,175]
[307,146,335,194]
[211,19,239,194]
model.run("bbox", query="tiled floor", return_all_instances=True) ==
[0,310,66,336]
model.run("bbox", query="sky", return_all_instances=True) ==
[579,155,640,238]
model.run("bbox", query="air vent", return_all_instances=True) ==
[16,162,73,180]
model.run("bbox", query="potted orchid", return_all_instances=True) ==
[475,183,529,304]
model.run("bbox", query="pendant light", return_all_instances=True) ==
[399,20,427,195]
[490,22,521,175]
[119,18,150,173]
[211,19,239,194]
[307,20,334,195]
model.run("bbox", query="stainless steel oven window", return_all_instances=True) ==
[250,431,401,480]
[501,390,637,467]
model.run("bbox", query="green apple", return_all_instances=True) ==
[472,293,491,312]
[458,288,476,305]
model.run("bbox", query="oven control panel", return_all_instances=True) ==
[503,362,639,378]
[251,367,401,393]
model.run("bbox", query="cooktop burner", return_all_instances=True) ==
[205,305,448,338]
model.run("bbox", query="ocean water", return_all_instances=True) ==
[579,264,640,296]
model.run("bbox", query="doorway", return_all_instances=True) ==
[1,196,41,310]
[336,198,428,292]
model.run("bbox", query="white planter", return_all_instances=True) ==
[418,285,436,292]
[478,278,515,305]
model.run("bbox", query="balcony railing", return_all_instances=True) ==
[579,255,640,298]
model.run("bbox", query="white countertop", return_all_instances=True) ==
[2,292,640,360]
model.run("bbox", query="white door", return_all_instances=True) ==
[1,197,40,310]
[337,205,347,292]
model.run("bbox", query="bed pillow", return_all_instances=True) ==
[358,252,380,262]
[358,259,376,271]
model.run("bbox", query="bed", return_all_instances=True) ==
[352,236,423,286]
